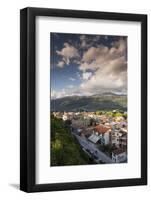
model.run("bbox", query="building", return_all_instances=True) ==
[119,133,127,149]
[111,126,127,148]
[111,130,122,147]
[52,112,63,119]
[62,113,68,121]
[93,125,111,145]
[80,127,94,137]
[88,133,101,143]
[71,117,91,128]
[112,148,127,163]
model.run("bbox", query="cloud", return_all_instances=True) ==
[52,35,127,98]
[73,59,81,64]
[79,63,88,71]
[57,61,65,68]
[82,72,92,80]
[79,35,92,49]
[56,43,79,65]
[69,77,76,81]
[68,85,74,89]
[78,38,127,94]
[51,88,77,99]
[51,89,67,99]
[80,58,127,94]
[79,35,101,49]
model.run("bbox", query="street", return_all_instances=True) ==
[71,127,113,164]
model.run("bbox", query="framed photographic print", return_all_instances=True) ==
[20,7,147,192]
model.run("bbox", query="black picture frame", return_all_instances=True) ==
[20,7,147,192]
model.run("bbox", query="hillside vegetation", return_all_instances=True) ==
[51,116,93,166]
[51,93,127,112]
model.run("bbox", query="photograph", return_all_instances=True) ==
[20,7,147,192]
[50,33,128,166]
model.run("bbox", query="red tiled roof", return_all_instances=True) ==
[94,125,110,134]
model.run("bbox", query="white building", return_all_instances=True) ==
[88,133,101,143]
[62,114,68,121]
[111,130,123,147]
[93,125,111,145]
[112,149,127,163]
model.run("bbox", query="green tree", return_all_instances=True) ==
[51,116,93,166]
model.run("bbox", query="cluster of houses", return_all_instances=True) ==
[52,111,127,163]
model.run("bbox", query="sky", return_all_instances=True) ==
[50,33,127,99]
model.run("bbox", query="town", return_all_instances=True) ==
[52,110,127,164]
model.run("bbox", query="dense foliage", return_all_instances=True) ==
[51,116,92,166]
[95,110,127,119]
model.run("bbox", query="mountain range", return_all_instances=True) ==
[51,92,127,112]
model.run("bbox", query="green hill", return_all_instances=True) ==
[51,93,127,112]
[51,116,94,166]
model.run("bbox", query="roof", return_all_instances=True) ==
[81,127,94,135]
[88,134,101,143]
[94,124,110,134]
[112,148,126,155]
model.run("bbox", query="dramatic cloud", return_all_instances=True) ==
[79,35,101,49]
[78,38,127,94]
[56,43,79,65]
[82,72,92,80]
[57,61,65,68]
[51,33,127,99]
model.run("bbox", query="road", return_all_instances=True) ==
[71,127,113,164]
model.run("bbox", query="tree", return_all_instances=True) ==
[51,116,91,166]
[95,111,102,115]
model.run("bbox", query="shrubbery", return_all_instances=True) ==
[51,117,91,166]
